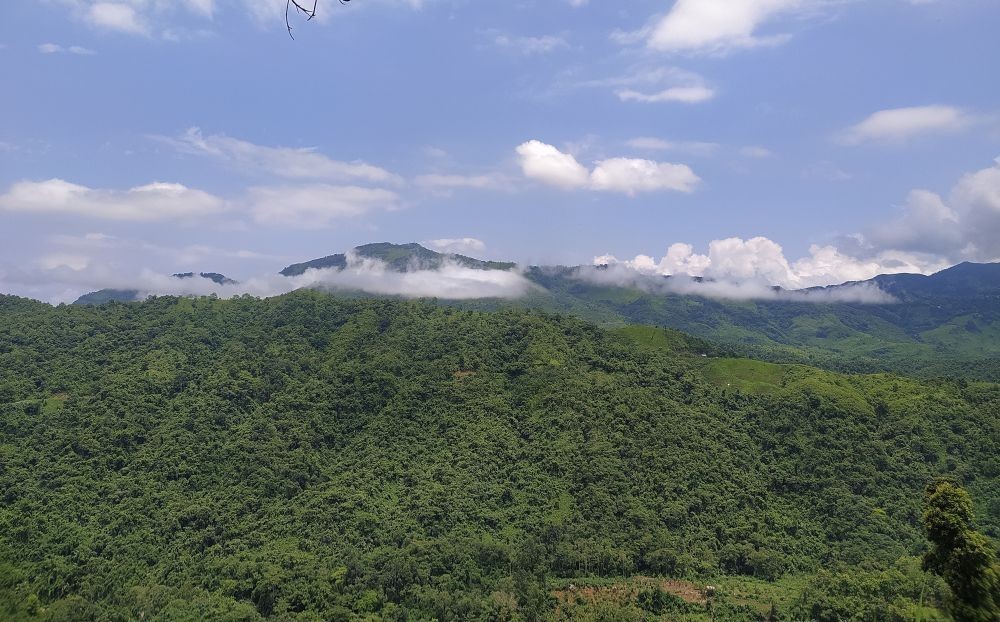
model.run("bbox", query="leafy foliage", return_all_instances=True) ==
[922,480,1000,621]
[0,292,997,619]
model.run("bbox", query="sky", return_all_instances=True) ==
[1,0,999,303]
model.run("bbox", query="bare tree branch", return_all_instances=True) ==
[286,0,350,39]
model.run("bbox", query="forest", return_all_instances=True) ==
[1,291,998,620]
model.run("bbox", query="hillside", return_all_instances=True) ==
[67,245,1000,378]
[1,292,997,620]
[271,244,1000,378]
[518,262,1000,379]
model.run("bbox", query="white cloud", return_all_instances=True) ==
[493,33,569,55]
[867,189,962,255]
[851,157,1000,262]
[576,261,896,303]
[590,158,700,195]
[425,238,487,255]
[839,105,972,145]
[587,157,1000,297]
[5,255,533,304]
[595,236,945,292]
[644,0,801,54]
[247,184,398,228]
[86,3,149,35]
[160,128,400,184]
[617,85,715,104]
[0,179,226,221]
[38,43,97,55]
[517,140,699,195]
[947,157,1000,259]
[515,140,591,189]
[572,66,713,105]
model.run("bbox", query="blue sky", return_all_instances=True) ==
[1,0,999,302]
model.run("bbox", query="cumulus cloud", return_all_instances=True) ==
[594,236,945,293]
[639,0,803,55]
[517,140,699,194]
[425,238,487,255]
[0,179,226,221]
[838,105,973,145]
[867,189,962,255]
[584,157,1000,298]
[590,158,700,195]
[852,157,1000,262]
[515,140,591,189]
[159,128,400,184]
[941,158,1000,260]
[247,184,399,228]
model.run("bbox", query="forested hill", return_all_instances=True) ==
[1,291,997,620]
[516,261,1000,380]
[69,243,1000,380]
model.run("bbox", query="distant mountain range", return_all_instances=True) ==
[279,242,516,276]
[67,242,1000,378]
[73,272,238,305]
[517,260,1000,378]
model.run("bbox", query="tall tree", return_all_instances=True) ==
[922,479,1000,622]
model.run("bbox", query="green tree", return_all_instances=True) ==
[922,479,1000,622]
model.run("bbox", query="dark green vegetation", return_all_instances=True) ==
[1,291,998,620]
[922,479,1000,621]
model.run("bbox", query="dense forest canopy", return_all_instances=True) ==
[1,291,998,620]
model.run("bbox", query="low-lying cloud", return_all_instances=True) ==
[574,263,896,304]
[591,236,949,301]
[2,255,535,305]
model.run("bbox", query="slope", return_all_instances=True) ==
[0,292,996,620]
